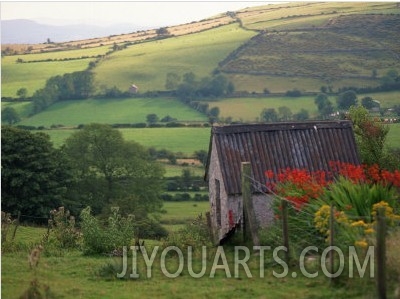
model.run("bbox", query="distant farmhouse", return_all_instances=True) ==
[129,84,139,93]
[205,121,360,244]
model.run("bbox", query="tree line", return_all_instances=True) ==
[31,71,94,114]
[1,124,167,237]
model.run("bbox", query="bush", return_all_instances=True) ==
[135,217,168,239]
[163,213,212,250]
[80,206,135,255]
[43,207,80,250]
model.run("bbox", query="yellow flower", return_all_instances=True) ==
[351,220,367,227]
[364,228,374,234]
[355,239,368,248]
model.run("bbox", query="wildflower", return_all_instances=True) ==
[355,239,368,248]
[351,220,367,227]
[364,228,374,234]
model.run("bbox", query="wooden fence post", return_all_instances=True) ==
[11,211,21,241]
[281,200,290,265]
[376,207,387,299]
[241,162,260,246]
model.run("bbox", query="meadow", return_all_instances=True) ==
[1,203,378,299]
[39,127,211,156]
[1,57,94,98]
[93,23,256,93]
[16,97,208,127]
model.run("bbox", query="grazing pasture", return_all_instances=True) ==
[93,23,256,93]
[17,97,208,127]
[38,127,211,155]
[387,123,400,149]
[1,57,93,97]
[1,201,378,299]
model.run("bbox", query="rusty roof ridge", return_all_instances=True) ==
[212,120,352,134]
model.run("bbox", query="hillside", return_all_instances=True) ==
[3,2,400,97]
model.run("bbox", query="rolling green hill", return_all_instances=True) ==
[93,23,255,93]
[2,2,400,152]
[2,2,399,96]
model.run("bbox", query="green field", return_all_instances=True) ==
[207,96,318,121]
[93,23,256,93]
[39,127,211,155]
[13,45,111,62]
[208,92,400,122]
[16,97,208,127]
[1,57,94,97]
[387,123,400,149]
[159,201,209,224]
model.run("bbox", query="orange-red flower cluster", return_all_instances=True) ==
[265,161,400,211]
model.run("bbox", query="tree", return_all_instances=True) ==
[314,93,334,118]
[361,97,380,110]
[146,113,159,124]
[260,108,278,122]
[293,109,309,121]
[1,126,71,220]
[156,27,170,36]
[195,150,208,167]
[348,106,389,166]
[278,106,292,121]
[62,124,165,215]
[2,107,20,125]
[16,87,28,99]
[337,90,357,110]
[380,69,398,87]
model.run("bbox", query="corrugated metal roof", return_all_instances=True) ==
[206,121,360,195]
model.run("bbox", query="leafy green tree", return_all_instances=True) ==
[348,106,389,166]
[278,106,292,121]
[314,93,334,118]
[16,87,28,99]
[1,107,20,124]
[1,126,71,219]
[380,69,398,87]
[195,150,208,167]
[146,113,159,124]
[261,108,278,122]
[361,97,380,110]
[63,124,165,215]
[293,109,309,121]
[156,27,170,35]
[337,90,357,110]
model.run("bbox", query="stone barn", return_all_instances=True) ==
[205,121,360,244]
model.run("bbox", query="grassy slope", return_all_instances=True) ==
[221,2,400,93]
[93,23,256,93]
[1,57,94,98]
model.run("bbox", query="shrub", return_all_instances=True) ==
[46,207,80,249]
[163,213,212,250]
[80,206,135,255]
